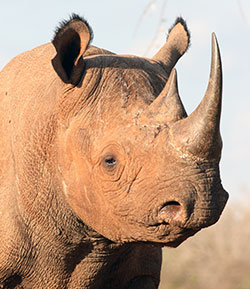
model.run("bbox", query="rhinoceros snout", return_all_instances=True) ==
[156,185,228,232]
[177,186,229,231]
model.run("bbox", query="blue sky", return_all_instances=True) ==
[0,0,249,201]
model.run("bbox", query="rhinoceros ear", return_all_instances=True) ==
[152,17,190,74]
[52,14,93,85]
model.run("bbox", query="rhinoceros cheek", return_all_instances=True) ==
[60,175,124,240]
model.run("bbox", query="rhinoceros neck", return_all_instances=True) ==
[1,217,161,289]
[1,184,127,287]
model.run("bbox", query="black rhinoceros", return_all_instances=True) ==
[0,14,228,288]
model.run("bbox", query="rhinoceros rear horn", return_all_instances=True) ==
[169,33,223,160]
[52,14,93,85]
[147,69,187,123]
[152,17,190,73]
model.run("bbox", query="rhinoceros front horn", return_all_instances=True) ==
[169,33,223,160]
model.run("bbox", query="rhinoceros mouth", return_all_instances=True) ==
[146,224,199,248]
[162,228,199,247]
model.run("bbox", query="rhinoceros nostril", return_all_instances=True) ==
[159,201,182,222]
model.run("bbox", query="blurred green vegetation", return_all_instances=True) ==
[159,198,250,289]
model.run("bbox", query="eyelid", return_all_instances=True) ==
[103,155,117,169]
[97,151,125,182]
[93,143,125,174]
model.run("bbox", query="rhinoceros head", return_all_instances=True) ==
[52,15,228,246]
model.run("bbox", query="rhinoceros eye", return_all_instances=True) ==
[103,155,117,170]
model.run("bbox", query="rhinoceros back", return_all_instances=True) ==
[0,43,57,194]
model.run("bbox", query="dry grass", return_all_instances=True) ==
[159,199,250,289]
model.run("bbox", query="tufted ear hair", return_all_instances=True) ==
[52,14,93,85]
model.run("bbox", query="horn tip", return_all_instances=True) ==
[211,32,219,48]
[169,68,177,81]
[212,32,217,39]
[167,68,179,98]
[211,32,222,70]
